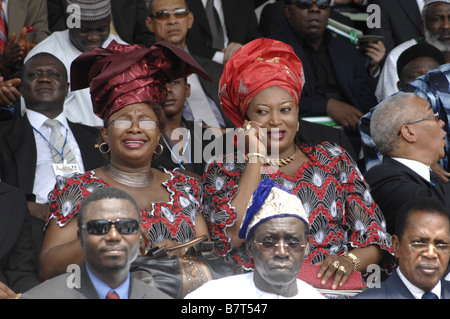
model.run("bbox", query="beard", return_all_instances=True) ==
[424,28,450,52]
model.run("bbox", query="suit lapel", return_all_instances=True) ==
[189,0,210,35]
[8,116,37,193]
[68,121,101,171]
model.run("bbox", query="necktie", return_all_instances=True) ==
[421,292,439,299]
[205,0,224,50]
[106,290,120,299]
[45,119,77,164]
[0,0,7,54]
[186,74,221,128]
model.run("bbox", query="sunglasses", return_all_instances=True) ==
[107,119,158,130]
[81,219,140,235]
[150,8,190,21]
[293,0,331,9]
[254,240,307,253]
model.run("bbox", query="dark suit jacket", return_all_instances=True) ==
[185,0,260,60]
[0,114,106,200]
[354,269,450,299]
[364,156,450,235]
[20,262,171,299]
[47,0,154,47]
[367,0,422,55]
[0,182,41,293]
[272,24,378,118]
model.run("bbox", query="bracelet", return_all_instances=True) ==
[342,252,361,272]
[245,152,268,163]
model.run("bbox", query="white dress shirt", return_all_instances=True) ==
[27,109,85,204]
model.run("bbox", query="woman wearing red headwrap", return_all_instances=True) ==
[39,41,212,280]
[202,38,394,290]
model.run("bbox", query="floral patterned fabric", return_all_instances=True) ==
[46,169,203,246]
[202,142,393,270]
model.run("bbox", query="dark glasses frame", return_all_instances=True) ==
[149,8,190,21]
[293,0,331,9]
[81,218,140,235]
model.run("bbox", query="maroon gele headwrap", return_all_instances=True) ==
[219,38,305,128]
[70,40,211,120]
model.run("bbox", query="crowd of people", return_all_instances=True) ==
[0,0,450,300]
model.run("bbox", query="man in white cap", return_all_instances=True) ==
[185,179,324,299]
[374,0,450,103]
[23,0,126,127]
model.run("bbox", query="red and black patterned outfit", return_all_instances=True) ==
[46,169,203,246]
[202,142,393,271]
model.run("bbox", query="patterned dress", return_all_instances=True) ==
[202,142,393,271]
[46,169,203,246]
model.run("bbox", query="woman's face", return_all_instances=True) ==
[246,86,298,155]
[102,103,161,167]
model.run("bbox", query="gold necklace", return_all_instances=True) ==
[267,148,297,167]
[104,164,154,188]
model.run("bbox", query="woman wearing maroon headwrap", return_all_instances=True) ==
[39,40,212,280]
[202,38,394,290]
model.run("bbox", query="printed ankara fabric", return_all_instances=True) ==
[201,142,393,271]
[46,169,203,245]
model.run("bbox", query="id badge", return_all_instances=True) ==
[52,163,80,177]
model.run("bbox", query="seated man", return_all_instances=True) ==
[364,92,450,235]
[0,53,106,266]
[354,198,450,299]
[20,187,171,299]
[0,182,41,299]
[185,179,325,299]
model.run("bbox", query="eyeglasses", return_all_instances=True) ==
[293,0,331,10]
[254,239,307,253]
[149,8,190,21]
[107,119,158,130]
[81,219,140,235]
[397,112,440,136]
[409,242,450,255]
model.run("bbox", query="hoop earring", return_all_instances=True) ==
[154,143,163,156]
[99,142,110,154]
[297,121,300,131]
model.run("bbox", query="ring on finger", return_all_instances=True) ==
[243,123,252,131]
[338,265,346,273]
[332,260,340,269]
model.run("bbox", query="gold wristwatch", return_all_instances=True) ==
[342,252,361,271]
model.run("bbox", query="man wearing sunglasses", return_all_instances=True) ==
[272,0,380,157]
[185,179,324,299]
[146,0,233,128]
[21,187,171,299]
[355,198,450,299]
[365,92,450,236]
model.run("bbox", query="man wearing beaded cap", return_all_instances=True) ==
[23,0,126,127]
[186,179,324,299]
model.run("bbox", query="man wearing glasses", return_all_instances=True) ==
[20,187,171,299]
[364,92,450,235]
[185,179,324,299]
[354,197,450,299]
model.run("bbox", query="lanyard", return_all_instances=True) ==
[32,124,69,160]
[162,124,191,170]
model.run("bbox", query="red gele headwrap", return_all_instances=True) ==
[70,40,211,120]
[219,38,305,128]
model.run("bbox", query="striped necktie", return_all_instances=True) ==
[45,119,77,164]
[106,290,120,299]
[205,0,224,50]
[0,0,7,54]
